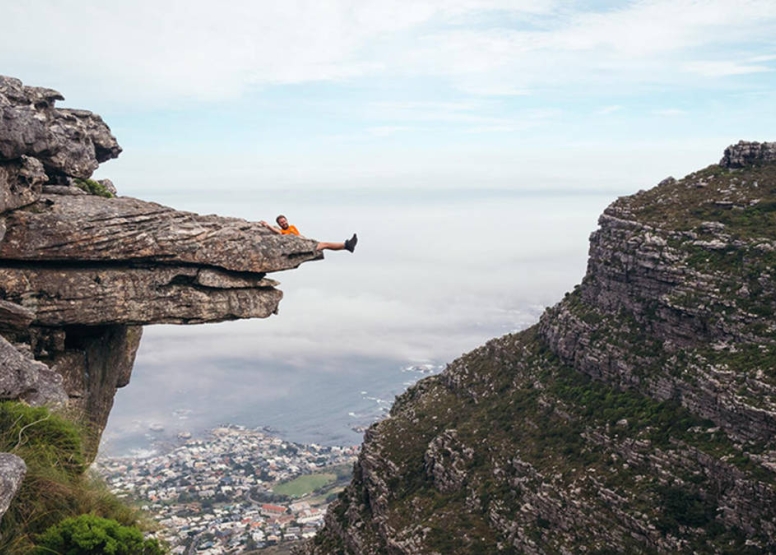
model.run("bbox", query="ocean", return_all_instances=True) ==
[99,358,445,457]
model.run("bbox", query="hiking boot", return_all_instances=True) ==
[344,233,358,253]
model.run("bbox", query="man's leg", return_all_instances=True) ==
[316,241,345,251]
[317,234,357,253]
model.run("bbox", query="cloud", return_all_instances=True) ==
[368,126,414,137]
[596,105,623,115]
[1,0,554,106]
[360,100,527,133]
[403,1,776,96]
[684,60,773,77]
[455,82,531,97]
[367,100,489,118]
[555,0,776,57]
[750,54,776,63]
[652,108,687,117]
[3,0,775,108]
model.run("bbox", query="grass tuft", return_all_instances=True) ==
[73,178,114,198]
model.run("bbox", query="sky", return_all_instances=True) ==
[3,1,776,446]
[4,0,775,194]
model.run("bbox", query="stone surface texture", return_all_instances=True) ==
[0,75,321,476]
[299,144,776,554]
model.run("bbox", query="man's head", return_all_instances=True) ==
[275,215,289,229]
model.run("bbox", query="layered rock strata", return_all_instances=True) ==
[302,142,776,554]
[0,75,320,471]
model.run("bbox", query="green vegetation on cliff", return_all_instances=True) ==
[73,177,114,198]
[0,402,161,554]
[615,163,776,240]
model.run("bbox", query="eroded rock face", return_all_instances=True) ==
[301,145,776,555]
[0,76,322,465]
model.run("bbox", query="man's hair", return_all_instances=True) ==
[276,215,286,224]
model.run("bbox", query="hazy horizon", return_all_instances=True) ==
[100,187,618,455]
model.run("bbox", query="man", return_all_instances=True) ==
[259,215,358,253]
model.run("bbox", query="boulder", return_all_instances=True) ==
[0,453,26,522]
[0,334,37,399]
[0,333,67,407]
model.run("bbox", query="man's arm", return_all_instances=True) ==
[259,221,282,234]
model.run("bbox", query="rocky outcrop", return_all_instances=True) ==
[0,75,321,473]
[0,194,317,275]
[720,140,776,168]
[0,194,316,327]
[0,76,121,180]
[0,454,26,520]
[301,144,776,554]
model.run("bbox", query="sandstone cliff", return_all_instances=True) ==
[0,75,321,471]
[301,141,776,554]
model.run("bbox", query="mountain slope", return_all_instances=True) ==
[301,142,776,555]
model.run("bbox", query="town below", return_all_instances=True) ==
[94,425,359,554]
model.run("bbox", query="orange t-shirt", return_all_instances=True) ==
[280,225,300,236]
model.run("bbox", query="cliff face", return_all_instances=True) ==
[541,155,776,446]
[303,142,776,555]
[0,76,320,463]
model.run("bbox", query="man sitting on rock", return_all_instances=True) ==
[259,214,358,253]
